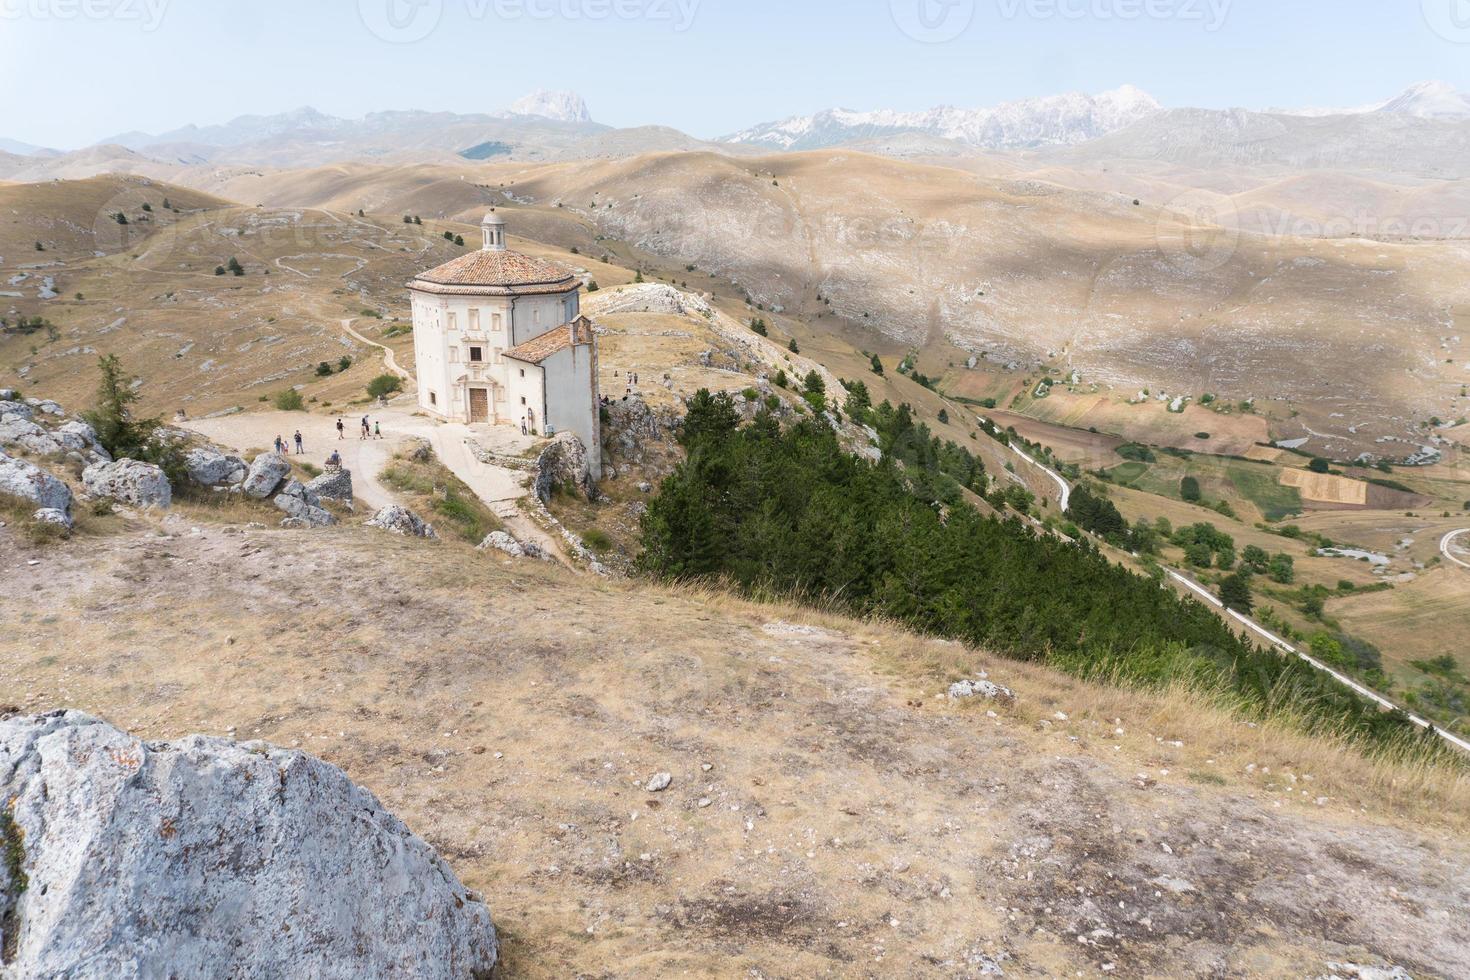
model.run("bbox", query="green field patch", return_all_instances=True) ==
[1227,464,1302,521]
[1106,461,1149,485]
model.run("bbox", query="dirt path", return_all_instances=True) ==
[181,405,573,567]
[340,317,413,383]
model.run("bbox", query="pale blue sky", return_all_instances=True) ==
[2,0,1468,147]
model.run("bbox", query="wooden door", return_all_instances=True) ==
[468,387,489,423]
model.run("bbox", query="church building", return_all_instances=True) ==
[407,211,601,477]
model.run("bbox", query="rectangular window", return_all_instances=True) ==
[468,309,479,331]
[429,391,437,406]
[492,313,502,330]
[469,346,483,363]
[533,308,541,325]
[447,312,457,331]
[520,396,526,405]
[449,346,459,363]
[519,368,525,377]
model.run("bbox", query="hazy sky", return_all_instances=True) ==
[3,0,1468,147]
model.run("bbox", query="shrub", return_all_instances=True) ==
[581,528,613,553]
[315,361,334,377]
[1180,475,1202,502]
[1309,458,1331,474]
[367,374,404,399]
[274,389,305,411]
[337,355,352,372]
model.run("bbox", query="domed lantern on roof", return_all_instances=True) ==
[482,210,506,251]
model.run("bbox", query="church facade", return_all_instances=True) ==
[407,211,601,477]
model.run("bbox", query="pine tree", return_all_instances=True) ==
[788,337,799,354]
[870,353,884,376]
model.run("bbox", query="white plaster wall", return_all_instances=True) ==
[542,343,601,479]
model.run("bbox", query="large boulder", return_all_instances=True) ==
[82,458,172,509]
[534,431,593,503]
[184,446,247,487]
[0,399,34,421]
[0,711,499,977]
[366,505,436,539]
[305,467,353,504]
[0,451,72,516]
[241,452,291,499]
[273,479,336,528]
[0,416,63,456]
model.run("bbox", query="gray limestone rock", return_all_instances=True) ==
[366,505,436,539]
[0,451,73,515]
[241,452,291,499]
[0,711,498,978]
[82,458,172,509]
[184,446,248,487]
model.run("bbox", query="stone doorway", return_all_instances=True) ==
[468,387,490,423]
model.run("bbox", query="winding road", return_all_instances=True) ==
[1440,529,1470,570]
[986,415,1470,756]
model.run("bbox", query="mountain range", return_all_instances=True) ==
[2,82,1468,177]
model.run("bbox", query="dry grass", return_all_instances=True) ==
[5,517,1470,976]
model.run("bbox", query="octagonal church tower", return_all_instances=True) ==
[407,210,600,478]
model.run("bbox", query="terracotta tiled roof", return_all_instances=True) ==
[409,248,576,296]
[504,317,595,364]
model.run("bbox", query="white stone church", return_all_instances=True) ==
[407,210,601,477]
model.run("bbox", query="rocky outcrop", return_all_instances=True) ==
[0,711,498,978]
[184,446,247,487]
[305,467,353,505]
[273,479,336,528]
[366,505,436,539]
[534,431,593,503]
[52,420,109,460]
[0,415,62,456]
[477,530,546,560]
[0,451,73,517]
[0,399,34,421]
[82,458,172,509]
[32,507,70,527]
[948,677,1015,704]
[241,452,291,499]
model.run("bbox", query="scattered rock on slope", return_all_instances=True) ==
[82,458,172,509]
[366,505,436,539]
[184,446,247,487]
[241,452,291,499]
[305,467,353,505]
[0,711,498,978]
[534,431,593,502]
[273,479,337,528]
[0,451,73,517]
[478,530,546,560]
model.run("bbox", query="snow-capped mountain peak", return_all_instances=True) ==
[721,86,1162,152]
[1272,81,1470,120]
[500,90,592,124]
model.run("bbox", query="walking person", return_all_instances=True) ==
[360,415,370,440]
[373,420,382,440]
[293,430,303,455]
[273,435,285,454]
[336,418,345,440]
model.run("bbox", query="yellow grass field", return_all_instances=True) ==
[1281,468,1369,505]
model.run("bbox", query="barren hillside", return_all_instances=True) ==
[2,510,1467,978]
[175,151,1470,457]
